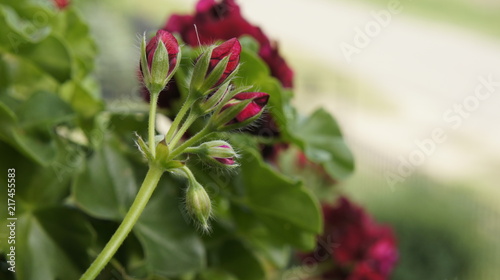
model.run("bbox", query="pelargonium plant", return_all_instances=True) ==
[0,0,398,279]
[80,28,271,278]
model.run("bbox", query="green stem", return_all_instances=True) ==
[148,93,160,158]
[169,126,211,160]
[165,97,194,144]
[180,165,196,181]
[169,112,199,149]
[79,166,164,280]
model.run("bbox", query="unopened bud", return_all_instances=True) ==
[211,92,270,131]
[187,140,238,168]
[140,30,181,94]
[190,38,241,95]
[185,181,212,232]
[209,38,241,87]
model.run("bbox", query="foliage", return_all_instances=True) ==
[0,1,354,279]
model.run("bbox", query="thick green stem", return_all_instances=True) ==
[79,166,164,280]
[165,97,194,144]
[169,126,211,160]
[149,93,160,158]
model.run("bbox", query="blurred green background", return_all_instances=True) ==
[74,0,500,278]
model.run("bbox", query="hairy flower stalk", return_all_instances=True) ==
[80,34,269,280]
[140,30,181,158]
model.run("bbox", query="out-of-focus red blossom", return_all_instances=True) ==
[348,263,385,280]
[164,0,293,88]
[144,30,180,75]
[209,38,241,86]
[258,42,293,88]
[300,197,398,280]
[222,92,269,125]
[53,0,69,9]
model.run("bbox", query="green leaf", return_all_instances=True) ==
[240,149,321,233]
[51,8,98,78]
[0,99,17,126]
[0,138,81,210]
[59,80,104,118]
[0,4,52,49]
[229,139,322,250]
[16,90,74,128]
[292,108,355,180]
[7,127,59,166]
[197,269,238,280]
[238,49,271,83]
[16,35,72,82]
[214,239,266,280]
[133,175,205,277]
[10,207,94,280]
[0,91,75,166]
[230,206,292,267]
[73,141,138,220]
[1,52,59,100]
[238,35,260,53]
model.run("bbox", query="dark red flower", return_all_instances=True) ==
[222,92,269,125]
[165,0,267,49]
[164,0,293,87]
[259,42,294,88]
[300,197,398,279]
[144,30,179,75]
[209,38,241,86]
[348,263,385,280]
[53,0,69,9]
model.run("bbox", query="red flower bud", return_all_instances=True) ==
[222,92,269,124]
[214,157,235,166]
[209,38,241,86]
[145,30,180,75]
[213,145,236,166]
[53,0,69,9]
[196,141,238,167]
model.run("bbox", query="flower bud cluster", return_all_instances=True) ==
[138,31,270,232]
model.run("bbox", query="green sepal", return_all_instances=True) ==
[214,84,252,112]
[134,132,153,161]
[190,47,214,94]
[198,82,230,114]
[139,33,151,87]
[200,56,230,91]
[211,99,252,130]
[221,108,265,131]
[155,141,170,160]
[148,40,170,94]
